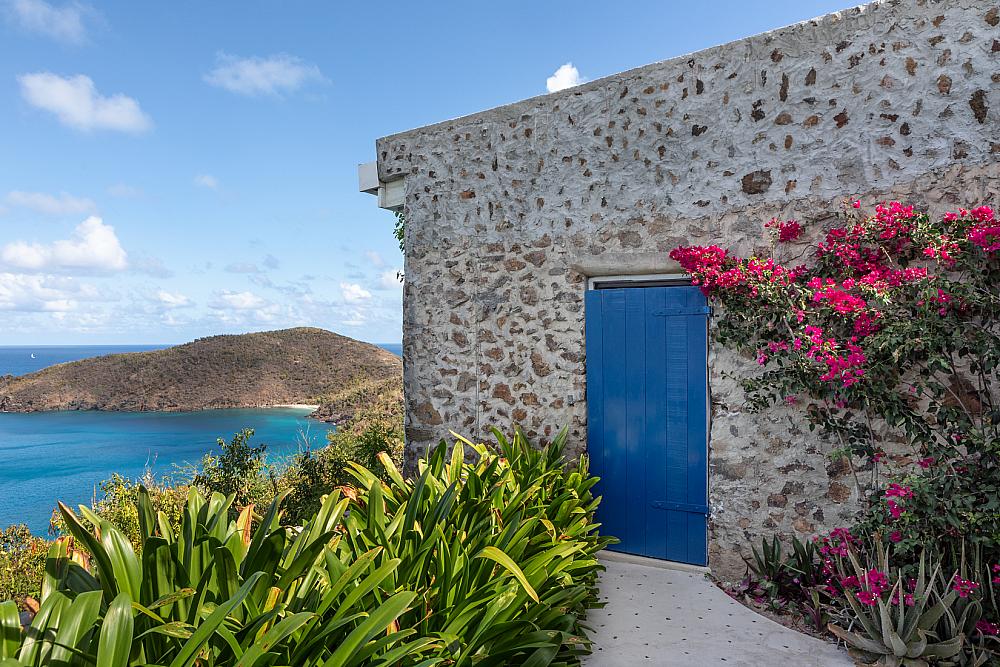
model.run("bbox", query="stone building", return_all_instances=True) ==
[361,0,999,576]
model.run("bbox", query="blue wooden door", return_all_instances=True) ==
[585,285,709,565]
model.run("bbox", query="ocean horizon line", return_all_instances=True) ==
[0,342,403,347]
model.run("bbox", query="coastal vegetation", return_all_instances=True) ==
[0,327,400,417]
[1,374,405,606]
[675,202,1000,662]
[0,428,608,666]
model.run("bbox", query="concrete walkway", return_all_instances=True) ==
[583,553,852,667]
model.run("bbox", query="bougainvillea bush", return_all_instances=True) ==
[671,202,1000,658]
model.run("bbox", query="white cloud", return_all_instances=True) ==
[204,53,326,97]
[107,183,142,198]
[341,309,367,327]
[224,254,280,274]
[194,174,218,189]
[18,72,152,133]
[0,216,127,273]
[205,290,283,326]
[155,290,190,308]
[378,270,403,290]
[224,261,260,274]
[130,253,172,278]
[365,250,385,268]
[546,63,583,93]
[0,272,98,312]
[4,0,92,44]
[3,190,95,215]
[340,282,371,303]
[210,290,265,310]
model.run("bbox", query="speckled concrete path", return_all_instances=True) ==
[582,552,852,667]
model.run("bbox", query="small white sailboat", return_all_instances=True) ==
[30,353,36,359]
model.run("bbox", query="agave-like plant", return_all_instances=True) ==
[0,487,436,666]
[827,544,983,667]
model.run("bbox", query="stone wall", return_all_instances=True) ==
[375,0,999,577]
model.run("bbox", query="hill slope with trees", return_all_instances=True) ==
[0,327,401,415]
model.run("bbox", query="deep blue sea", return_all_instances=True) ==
[0,408,327,534]
[0,343,402,533]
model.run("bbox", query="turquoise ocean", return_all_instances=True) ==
[0,343,402,533]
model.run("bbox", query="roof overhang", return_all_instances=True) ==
[358,161,404,211]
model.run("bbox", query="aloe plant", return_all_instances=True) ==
[827,546,982,666]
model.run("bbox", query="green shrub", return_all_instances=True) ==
[50,471,189,554]
[193,428,278,514]
[1,427,611,666]
[0,525,47,609]
[282,379,404,524]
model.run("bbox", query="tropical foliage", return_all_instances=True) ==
[194,428,277,517]
[0,525,47,611]
[0,428,610,666]
[674,202,1000,662]
[2,378,406,609]
[282,377,405,525]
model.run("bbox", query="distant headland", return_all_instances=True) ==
[0,327,401,422]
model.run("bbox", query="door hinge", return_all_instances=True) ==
[650,500,709,515]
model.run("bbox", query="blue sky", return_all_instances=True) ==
[0,0,850,345]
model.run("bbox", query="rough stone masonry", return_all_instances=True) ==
[374,0,999,577]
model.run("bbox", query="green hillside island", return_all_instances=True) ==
[0,327,400,422]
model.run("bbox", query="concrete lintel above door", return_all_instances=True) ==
[570,252,684,278]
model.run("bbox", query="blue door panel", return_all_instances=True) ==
[601,289,628,553]
[624,288,646,555]
[643,288,668,559]
[585,286,709,566]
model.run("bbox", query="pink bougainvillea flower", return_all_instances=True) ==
[970,205,994,223]
[885,483,913,499]
[855,590,878,607]
[916,456,935,469]
[817,528,857,559]
[865,569,890,595]
[812,286,868,315]
[976,620,999,636]
[891,590,915,606]
[779,220,802,243]
[889,530,902,543]
[887,499,903,520]
[968,221,1000,253]
[765,217,803,242]
[852,200,861,209]
[952,576,980,598]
